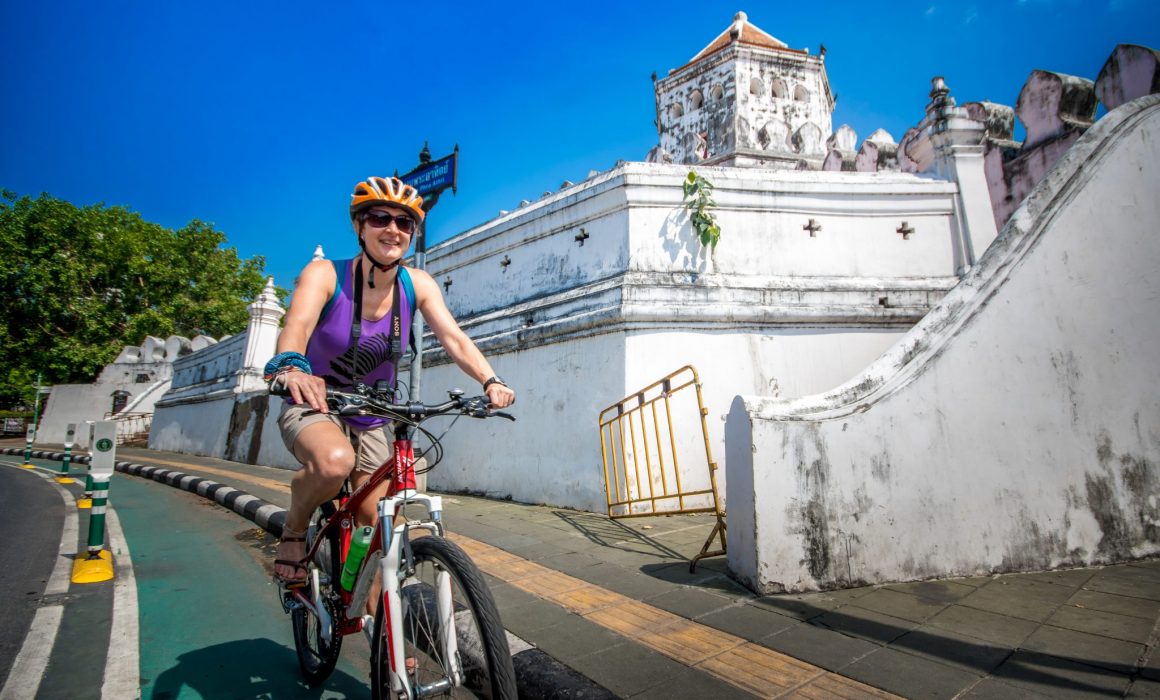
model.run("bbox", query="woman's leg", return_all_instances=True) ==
[274,419,356,581]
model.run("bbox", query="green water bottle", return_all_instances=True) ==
[341,526,374,591]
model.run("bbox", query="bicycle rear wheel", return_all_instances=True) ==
[371,536,517,699]
[291,516,343,685]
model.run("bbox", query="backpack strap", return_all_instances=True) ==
[398,266,418,356]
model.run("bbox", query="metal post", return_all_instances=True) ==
[31,372,43,436]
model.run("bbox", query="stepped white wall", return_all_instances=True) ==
[726,96,1160,592]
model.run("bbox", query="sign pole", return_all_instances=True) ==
[399,143,458,404]
[73,421,116,583]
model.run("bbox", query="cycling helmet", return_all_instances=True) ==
[350,176,425,223]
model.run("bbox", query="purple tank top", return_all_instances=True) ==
[306,259,412,430]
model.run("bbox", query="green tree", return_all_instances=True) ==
[0,190,280,408]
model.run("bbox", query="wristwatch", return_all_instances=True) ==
[482,376,507,390]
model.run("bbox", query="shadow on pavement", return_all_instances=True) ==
[147,637,367,699]
[753,597,1134,697]
[551,510,687,560]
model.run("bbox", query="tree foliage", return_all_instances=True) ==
[0,190,278,408]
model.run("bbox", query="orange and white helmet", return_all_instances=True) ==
[350,176,425,222]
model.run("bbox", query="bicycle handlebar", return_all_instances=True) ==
[269,381,515,423]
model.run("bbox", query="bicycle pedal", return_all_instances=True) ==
[276,580,308,613]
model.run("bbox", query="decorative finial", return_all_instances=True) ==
[312,244,325,261]
[419,141,432,164]
[730,11,746,40]
[930,77,950,101]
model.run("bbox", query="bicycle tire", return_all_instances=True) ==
[371,536,517,700]
[292,519,343,685]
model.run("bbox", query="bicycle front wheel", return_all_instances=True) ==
[371,536,517,699]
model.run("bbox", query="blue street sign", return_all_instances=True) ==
[401,152,457,198]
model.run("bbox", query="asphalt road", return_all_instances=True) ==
[1,459,379,699]
[0,466,62,685]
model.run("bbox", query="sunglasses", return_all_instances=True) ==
[361,211,417,234]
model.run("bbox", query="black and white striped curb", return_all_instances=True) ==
[2,448,289,536]
[4,447,618,699]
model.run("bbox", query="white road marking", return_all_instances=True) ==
[0,463,72,698]
[0,459,142,699]
[101,506,141,700]
[0,605,64,700]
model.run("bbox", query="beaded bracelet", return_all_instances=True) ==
[263,352,312,384]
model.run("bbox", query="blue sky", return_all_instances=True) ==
[3,1,1158,294]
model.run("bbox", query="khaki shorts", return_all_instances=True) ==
[278,403,394,474]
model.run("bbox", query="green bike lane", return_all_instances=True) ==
[111,469,371,699]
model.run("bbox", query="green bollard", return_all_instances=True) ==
[21,426,35,468]
[79,471,94,509]
[73,422,116,583]
[56,423,77,483]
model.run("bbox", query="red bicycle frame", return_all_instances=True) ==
[295,427,419,636]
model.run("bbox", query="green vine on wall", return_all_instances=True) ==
[682,171,721,249]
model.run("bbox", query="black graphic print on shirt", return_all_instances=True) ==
[324,332,399,384]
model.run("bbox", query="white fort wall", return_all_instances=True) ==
[149,333,246,457]
[414,162,970,511]
[725,96,1160,593]
[142,160,980,512]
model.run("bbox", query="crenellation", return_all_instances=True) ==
[1016,70,1097,149]
[1096,43,1160,111]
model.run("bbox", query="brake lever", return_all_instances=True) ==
[490,410,516,421]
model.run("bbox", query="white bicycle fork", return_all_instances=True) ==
[375,491,463,699]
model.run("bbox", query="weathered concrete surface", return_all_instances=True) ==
[35,334,201,444]
[418,162,970,512]
[1096,43,1160,111]
[726,95,1160,593]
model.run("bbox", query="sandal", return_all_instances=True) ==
[274,525,309,587]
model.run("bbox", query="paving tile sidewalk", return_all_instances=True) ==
[10,440,1160,698]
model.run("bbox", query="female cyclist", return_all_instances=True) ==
[266,176,515,583]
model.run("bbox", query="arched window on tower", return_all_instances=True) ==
[771,78,787,100]
[689,89,704,111]
[794,85,810,102]
[750,77,764,96]
[670,103,684,121]
[710,84,724,101]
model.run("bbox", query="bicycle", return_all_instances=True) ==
[272,383,518,699]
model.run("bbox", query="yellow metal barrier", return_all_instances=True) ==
[598,365,725,571]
